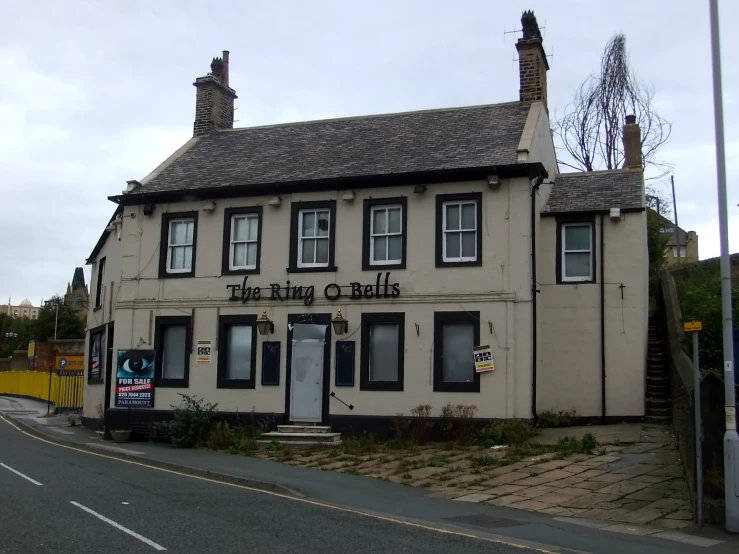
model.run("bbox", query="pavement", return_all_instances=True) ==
[0,395,735,554]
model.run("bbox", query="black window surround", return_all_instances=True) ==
[154,315,192,387]
[362,197,408,271]
[94,257,106,310]
[287,200,337,273]
[88,324,106,384]
[555,215,596,285]
[360,312,405,391]
[159,211,198,278]
[433,311,480,393]
[217,314,258,389]
[221,206,263,276]
[435,192,483,268]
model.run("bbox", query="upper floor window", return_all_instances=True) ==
[557,219,595,284]
[674,246,687,258]
[436,192,483,267]
[95,257,106,309]
[222,207,262,275]
[288,200,336,273]
[159,212,198,278]
[362,198,407,270]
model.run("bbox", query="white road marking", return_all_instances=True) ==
[0,463,43,486]
[70,501,166,551]
[48,427,74,435]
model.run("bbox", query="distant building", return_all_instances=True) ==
[64,267,90,319]
[0,298,40,319]
[656,213,699,265]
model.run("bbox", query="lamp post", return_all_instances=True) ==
[5,332,18,357]
[708,0,738,532]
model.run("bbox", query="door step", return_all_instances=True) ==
[259,431,341,446]
[277,425,332,434]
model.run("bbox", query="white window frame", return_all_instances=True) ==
[561,223,593,282]
[674,246,687,258]
[442,200,478,262]
[369,204,403,266]
[297,209,330,268]
[229,213,259,271]
[166,217,195,274]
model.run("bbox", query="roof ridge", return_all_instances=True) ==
[556,168,643,178]
[218,101,525,133]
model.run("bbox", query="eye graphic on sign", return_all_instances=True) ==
[120,351,153,375]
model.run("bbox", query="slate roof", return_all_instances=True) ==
[546,169,644,214]
[128,102,531,195]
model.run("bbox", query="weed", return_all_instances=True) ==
[410,404,433,445]
[427,456,447,468]
[530,471,539,477]
[479,420,538,446]
[401,472,412,479]
[536,409,576,428]
[581,433,598,454]
[597,447,608,456]
[390,413,411,444]
[328,449,340,458]
[267,440,281,452]
[154,394,218,448]
[473,455,496,467]
[613,439,621,446]
[482,438,495,448]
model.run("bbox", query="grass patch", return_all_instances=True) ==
[479,420,538,446]
[426,456,447,468]
[536,409,576,428]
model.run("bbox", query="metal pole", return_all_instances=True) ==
[47,365,53,416]
[670,175,681,263]
[693,331,703,526]
[54,303,58,341]
[709,0,739,532]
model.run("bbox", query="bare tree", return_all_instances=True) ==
[554,35,672,177]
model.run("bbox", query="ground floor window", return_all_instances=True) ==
[433,311,480,392]
[360,312,405,391]
[217,315,257,389]
[154,316,191,387]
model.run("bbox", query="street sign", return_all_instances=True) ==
[684,321,703,332]
[55,355,84,371]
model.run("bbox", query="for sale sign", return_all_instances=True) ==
[115,350,155,408]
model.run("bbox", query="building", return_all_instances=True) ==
[655,213,699,265]
[64,267,90,319]
[0,298,40,319]
[83,11,648,434]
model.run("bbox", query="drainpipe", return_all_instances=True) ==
[531,175,545,423]
[600,214,606,424]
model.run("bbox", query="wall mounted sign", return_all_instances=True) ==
[56,356,84,371]
[115,350,155,408]
[227,272,400,306]
[473,345,494,373]
[27,340,35,359]
[196,340,212,363]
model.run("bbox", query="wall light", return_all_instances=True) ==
[268,196,281,207]
[342,190,355,202]
[256,310,274,335]
[413,184,427,194]
[202,200,216,212]
[331,309,349,336]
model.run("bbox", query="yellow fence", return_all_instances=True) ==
[0,370,84,413]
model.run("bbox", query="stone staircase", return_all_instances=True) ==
[645,313,672,424]
[259,425,342,447]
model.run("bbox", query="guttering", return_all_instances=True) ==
[108,163,548,206]
[600,214,606,424]
[531,174,545,423]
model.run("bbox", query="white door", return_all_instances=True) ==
[290,324,326,423]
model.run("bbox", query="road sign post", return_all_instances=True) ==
[685,321,703,525]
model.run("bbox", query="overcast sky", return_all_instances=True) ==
[1,0,737,306]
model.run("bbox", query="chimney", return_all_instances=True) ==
[515,10,549,106]
[622,115,643,169]
[193,50,237,136]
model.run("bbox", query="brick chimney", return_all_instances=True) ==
[622,115,643,169]
[193,51,237,136]
[515,11,549,106]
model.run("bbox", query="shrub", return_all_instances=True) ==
[206,421,238,450]
[581,433,598,454]
[390,413,411,444]
[537,409,576,428]
[479,420,538,446]
[410,404,433,445]
[439,403,479,444]
[155,394,218,448]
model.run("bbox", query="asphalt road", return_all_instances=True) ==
[0,418,556,554]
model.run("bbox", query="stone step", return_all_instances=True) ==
[646,397,671,410]
[645,406,672,418]
[647,386,670,398]
[277,425,332,434]
[260,431,341,445]
[644,415,672,424]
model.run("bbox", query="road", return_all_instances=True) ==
[0,416,560,554]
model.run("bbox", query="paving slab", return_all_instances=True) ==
[481,484,525,497]
[534,424,642,446]
[595,480,650,497]
[452,493,493,503]
[486,494,529,506]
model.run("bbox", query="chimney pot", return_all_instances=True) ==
[625,114,636,125]
[515,10,549,106]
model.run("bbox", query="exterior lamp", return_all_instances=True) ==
[256,310,274,335]
[331,309,349,336]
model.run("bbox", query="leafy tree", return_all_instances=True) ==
[0,312,34,356]
[30,296,85,342]
[646,190,672,299]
